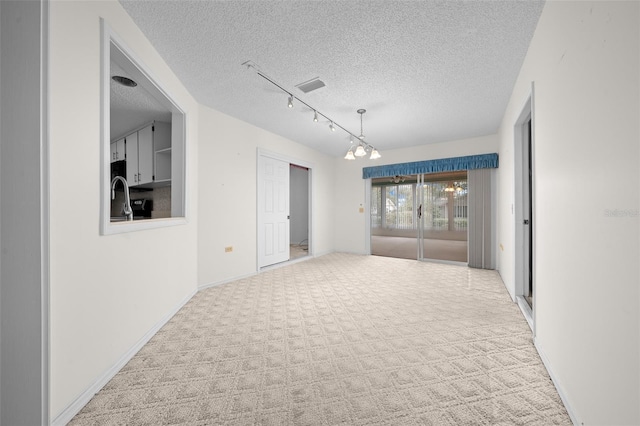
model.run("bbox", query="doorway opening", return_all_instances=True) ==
[289,164,309,260]
[514,88,535,330]
[370,171,468,263]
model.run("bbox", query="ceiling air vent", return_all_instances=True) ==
[296,77,325,94]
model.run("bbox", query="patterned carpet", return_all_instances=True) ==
[70,253,570,425]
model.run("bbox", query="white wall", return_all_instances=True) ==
[197,105,335,287]
[333,134,498,254]
[496,1,639,424]
[49,1,199,419]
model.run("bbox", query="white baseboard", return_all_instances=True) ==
[200,251,338,290]
[534,338,580,426]
[312,249,335,257]
[51,289,197,426]
[515,296,533,332]
[54,252,341,424]
[198,271,258,291]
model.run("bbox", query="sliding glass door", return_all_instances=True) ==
[417,173,468,262]
[371,172,468,262]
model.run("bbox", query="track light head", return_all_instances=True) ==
[313,111,318,122]
[329,122,335,132]
[287,95,293,108]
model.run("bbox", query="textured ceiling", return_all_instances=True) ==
[111,47,172,139]
[118,0,544,158]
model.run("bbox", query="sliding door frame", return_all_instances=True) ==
[417,174,425,260]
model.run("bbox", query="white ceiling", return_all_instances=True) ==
[118,0,544,158]
[110,43,172,139]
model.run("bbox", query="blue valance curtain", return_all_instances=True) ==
[362,153,498,179]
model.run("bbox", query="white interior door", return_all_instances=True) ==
[258,155,290,267]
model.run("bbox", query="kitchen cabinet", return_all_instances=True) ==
[114,121,171,187]
[126,126,153,186]
[110,138,125,163]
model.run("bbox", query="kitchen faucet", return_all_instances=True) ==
[111,176,133,221]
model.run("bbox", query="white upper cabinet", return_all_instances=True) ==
[119,121,171,187]
[125,131,140,185]
[110,138,125,163]
[134,124,154,185]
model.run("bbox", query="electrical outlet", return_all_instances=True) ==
[225,246,233,253]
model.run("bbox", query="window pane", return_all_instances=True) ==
[371,186,382,228]
[453,180,468,231]
[421,182,448,230]
[385,184,414,229]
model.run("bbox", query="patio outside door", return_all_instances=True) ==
[416,173,469,263]
[370,172,468,263]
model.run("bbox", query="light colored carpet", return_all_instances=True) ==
[372,236,468,263]
[70,253,570,425]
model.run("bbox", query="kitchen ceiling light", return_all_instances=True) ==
[370,149,381,160]
[287,95,294,108]
[313,111,318,122]
[329,122,335,132]
[112,75,137,87]
[354,145,366,157]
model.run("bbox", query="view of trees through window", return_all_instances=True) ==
[371,174,468,232]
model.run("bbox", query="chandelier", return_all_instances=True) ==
[344,109,381,160]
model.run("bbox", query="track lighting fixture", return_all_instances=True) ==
[242,61,381,160]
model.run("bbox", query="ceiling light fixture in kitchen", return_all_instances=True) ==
[111,75,137,87]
